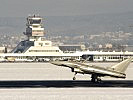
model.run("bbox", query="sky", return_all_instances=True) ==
[0,0,133,17]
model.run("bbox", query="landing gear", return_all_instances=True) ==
[73,72,77,80]
[91,74,101,83]
[73,77,76,80]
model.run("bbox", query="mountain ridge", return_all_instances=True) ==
[0,12,133,36]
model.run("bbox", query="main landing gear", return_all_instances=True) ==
[72,73,101,83]
[91,74,101,83]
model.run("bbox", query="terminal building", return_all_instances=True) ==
[11,15,64,57]
[0,15,80,62]
[59,44,86,53]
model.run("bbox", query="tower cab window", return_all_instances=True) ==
[30,19,41,24]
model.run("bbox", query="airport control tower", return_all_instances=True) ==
[11,15,49,53]
[23,15,45,40]
[11,14,60,54]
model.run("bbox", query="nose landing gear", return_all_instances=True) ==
[73,72,77,80]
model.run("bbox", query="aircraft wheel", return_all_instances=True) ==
[97,78,101,83]
[91,78,96,83]
[73,77,76,80]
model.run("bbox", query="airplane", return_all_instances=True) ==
[51,58,132,82]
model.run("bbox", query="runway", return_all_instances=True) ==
[0,62,132,100]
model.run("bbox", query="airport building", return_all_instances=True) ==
[0,15,81,62]
[0,15,133,62]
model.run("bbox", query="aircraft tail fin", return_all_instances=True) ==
[111,58,132,73]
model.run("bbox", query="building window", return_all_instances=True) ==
[39,43,43,46]
[45,43,49,45]
[29,50,59,52]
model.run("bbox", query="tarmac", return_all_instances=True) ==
[0,62,132,100]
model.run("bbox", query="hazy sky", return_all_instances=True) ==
[1,0,133,17]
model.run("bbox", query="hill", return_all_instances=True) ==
[0,12,133,36]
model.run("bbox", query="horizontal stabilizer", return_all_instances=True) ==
[111,58,132,73]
